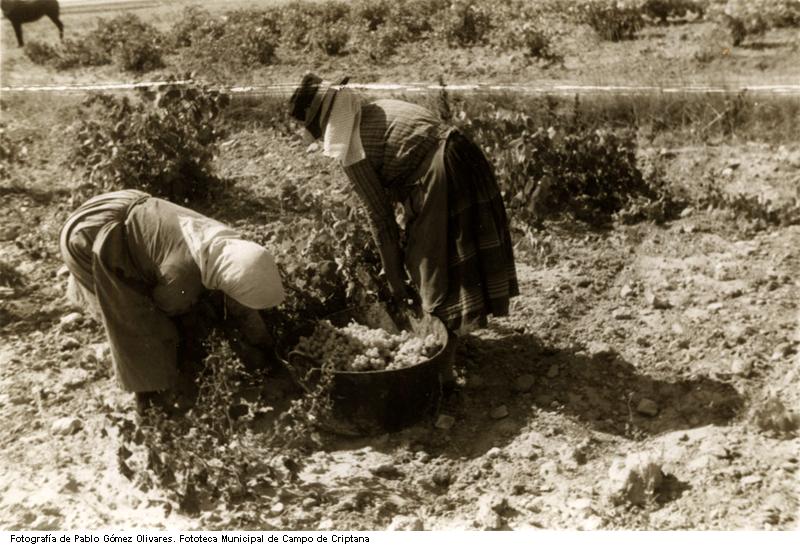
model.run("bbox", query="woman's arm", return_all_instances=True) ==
[342,159,408,299]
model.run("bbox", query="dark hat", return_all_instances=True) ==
[288,73,350,130]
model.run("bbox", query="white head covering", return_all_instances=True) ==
[179,215,285,309]
[322,87,366,167]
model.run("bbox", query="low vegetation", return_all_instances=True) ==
[70,81,229,202]
[0,123,28,186]
[24,0,800,75]
[25,13,164,72]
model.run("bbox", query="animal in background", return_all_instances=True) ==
[1,0,63,47]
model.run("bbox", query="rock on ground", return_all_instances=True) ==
[731,359,752,376]
[587,341,615,360]
[490,405,509,419]
[370,463,403,479]
[387,515,424,531]
[51,417,83,436]
[612,308,633,320]
[620,284,635,298]
[434,414,455,430]
[475,493,508,530]
[636,398,659,417]
[59,337,81,351]
[92,343,110,362]
[605,452,665,506]
[513,374,535,392]
[645,291,671,309]
[59,313,83,332]
[269,502,284,515]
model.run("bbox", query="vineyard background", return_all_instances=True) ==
[1,0,799,531]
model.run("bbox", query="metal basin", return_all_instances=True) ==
[276,303,454,436]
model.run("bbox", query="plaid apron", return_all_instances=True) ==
[405,131,519,333]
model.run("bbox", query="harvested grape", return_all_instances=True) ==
[292,320,441,372]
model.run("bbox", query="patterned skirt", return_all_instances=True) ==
[405,131,519,333]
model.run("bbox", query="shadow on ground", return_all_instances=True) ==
[155,310,743,468]
[383,323,744,461]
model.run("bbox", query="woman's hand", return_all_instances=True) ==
[377,239,409,302]
[384,264,409,301]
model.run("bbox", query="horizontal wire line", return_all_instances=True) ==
[3,81,800,95]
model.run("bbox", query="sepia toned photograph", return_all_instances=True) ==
[1,0,798,532]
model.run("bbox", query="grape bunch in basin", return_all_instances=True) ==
[293,320,441,372]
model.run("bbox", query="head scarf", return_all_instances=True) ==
[178,215,284,309]
[322,87,366,167]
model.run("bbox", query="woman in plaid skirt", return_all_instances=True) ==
[289,74,519,386]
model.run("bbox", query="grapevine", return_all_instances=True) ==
[292,320,441,372]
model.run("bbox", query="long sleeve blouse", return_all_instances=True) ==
[341,99,450,247]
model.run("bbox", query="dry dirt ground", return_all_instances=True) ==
[1,125,799,530]
[1,0,800,533]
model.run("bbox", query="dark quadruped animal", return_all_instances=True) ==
[1,0,63,47]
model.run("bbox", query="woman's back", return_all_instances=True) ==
[125,198,205,316]
[359,99,448,188]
